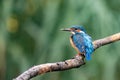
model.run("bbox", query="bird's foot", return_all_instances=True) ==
[76,53,84,57]
[75,53,85,60]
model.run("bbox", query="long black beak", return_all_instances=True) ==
[60,28,71,31]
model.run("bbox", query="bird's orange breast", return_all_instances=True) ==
[70,36,80,53]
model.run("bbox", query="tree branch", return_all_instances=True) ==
[93,33,120,49]
[14,32,120,80]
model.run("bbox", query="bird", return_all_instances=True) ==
[61,25,94,60]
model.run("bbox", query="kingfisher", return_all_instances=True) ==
[61,25,94,60]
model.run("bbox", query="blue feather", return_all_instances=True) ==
[72,32,94,60]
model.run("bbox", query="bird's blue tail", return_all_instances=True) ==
[86,53,91,60]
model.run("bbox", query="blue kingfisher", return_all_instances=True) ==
[61,25,94,60]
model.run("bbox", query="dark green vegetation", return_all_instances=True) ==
[0,0,120,80]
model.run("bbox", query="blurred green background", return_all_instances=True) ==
[0,0,120,80]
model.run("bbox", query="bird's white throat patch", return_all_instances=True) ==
[71,31,75,34]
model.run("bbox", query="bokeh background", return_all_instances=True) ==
[0,0,120,80]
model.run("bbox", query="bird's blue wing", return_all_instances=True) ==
[72,33,94,60]
[84,34,94,60]
[72,33,85,53]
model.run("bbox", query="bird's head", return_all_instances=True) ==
[61,25,86,34]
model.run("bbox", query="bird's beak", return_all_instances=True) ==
[60,28,71,31]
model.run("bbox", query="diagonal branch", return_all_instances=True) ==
[14,32,120,80]
[93,33,120,49]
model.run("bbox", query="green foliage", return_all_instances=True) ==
[0,0,120,80]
